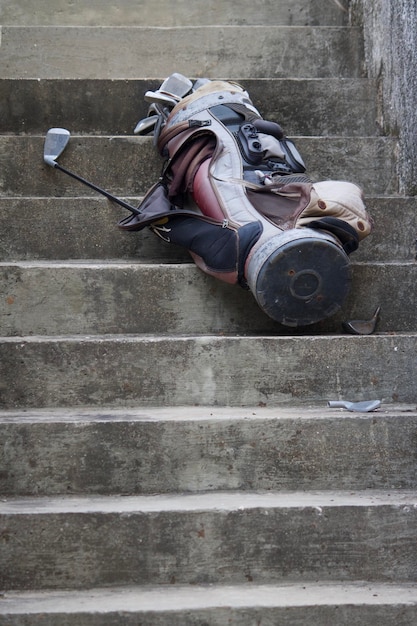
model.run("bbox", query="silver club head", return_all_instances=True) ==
[158,73,193,99]
[133,115,159,135]
[44,128,70,166]
[144,91,179,108]
[328,399,381,412]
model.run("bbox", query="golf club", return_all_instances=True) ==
[156,72,193,100]
[43,128,141,216]
[133,115,159,135]
[144,91,179,108]
[342,306,381,335]
[133,74,193,137]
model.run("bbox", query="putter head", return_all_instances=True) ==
[44,128,70,167]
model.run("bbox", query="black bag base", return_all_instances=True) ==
[248,232,351,327]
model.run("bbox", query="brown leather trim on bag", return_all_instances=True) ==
[246,182,313,230]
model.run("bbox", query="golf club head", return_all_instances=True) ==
[147,102,169,119]
[328,399,381,412]
[44,128,70,167]
[158,73,193,99]
[193,78,212,91]
[144,91,179,108]
[134,115,159,135]
[342,306,381,335]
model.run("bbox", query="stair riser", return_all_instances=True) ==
[1,506,415,589]
[1,198,415,264]
[1,415,415,495]
[0,336,415,408]
[0,136,398,197]
[2,605,416,626]
[0,263,415,335]
[1,26,364,80]
[0,0,350,27]
[0,78,378,137]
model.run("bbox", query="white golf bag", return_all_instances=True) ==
[120,74,373,327]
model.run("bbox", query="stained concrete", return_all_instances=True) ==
[350,0,417,195]
[0,25,364,80]
[0,334,416,408]
[2,583,416,626]
[0,260,416,335]
[0,0,350,27]
[0,77,379,136]
[0,196,416,264]
[0,0,416,621]
[0,135,399,197]
[1,406,416,495]
[1,491,416,589]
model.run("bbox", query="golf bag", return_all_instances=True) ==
[120,75,373,327]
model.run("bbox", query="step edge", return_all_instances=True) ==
[0,404,415,423]
[2,581,417,614]
[1,332,417,342]
[1,489,416,514]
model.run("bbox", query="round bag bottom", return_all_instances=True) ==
[246,229,351,327]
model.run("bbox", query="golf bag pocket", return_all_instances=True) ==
[296,180,373,240]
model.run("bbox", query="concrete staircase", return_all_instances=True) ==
[1,0,416,623]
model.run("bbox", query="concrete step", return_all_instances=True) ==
[0,135,398,197]
[0,490,416,590]
[0,0,350,27]
[1,26,364,80]
[1,196,415,264]
[1,78,379,137]
[2,582,417,625]
[0,197,188,263]
[0,260,415,335]
[1,406,416,496]
[0,334,415,409]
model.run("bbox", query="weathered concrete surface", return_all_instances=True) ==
[0,26,364,79]
[0,407,416,495]
[0,0,415,616]
[0,0,350,27]
[0,198,189,263]
[0,260,416,335]
[0,135,159,197]
[350,0,417,195]
[1,582,417,626]
[0,196,415,264]
[0,334,416,408]
[0,135,399,197]
[0,491,416,590]
[353,196,417,263]
[0,77,379,137]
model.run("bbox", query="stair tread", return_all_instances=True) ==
[1,334,415,408]
[1,489,416,514]
[1,25,364,80]
[0,0,350,27]
[1,77,379,137]
[0,262,415,335]
[2,581,417,614]
[1,135,398,197]
[0,196,414,267]
[0,404,415,423]
[2,331,417,340]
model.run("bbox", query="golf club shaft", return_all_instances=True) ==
[53,162,141,215]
